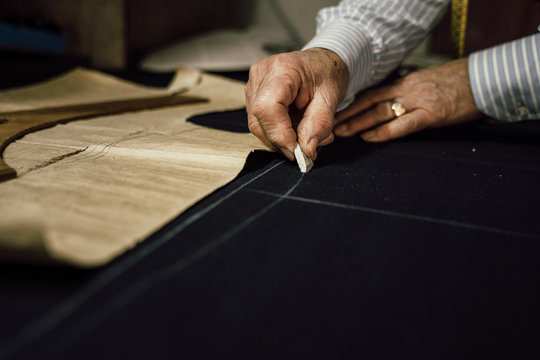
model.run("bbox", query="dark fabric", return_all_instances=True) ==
[189,109,250,133]
[1,52,540,360]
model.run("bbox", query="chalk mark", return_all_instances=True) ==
[0,159,286,360]
[44,174,305,353]
[249,189,540,239]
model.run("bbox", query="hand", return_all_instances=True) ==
[334,58,482,141]
[246,48,349,160]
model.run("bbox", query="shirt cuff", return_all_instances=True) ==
[468,33,540,122]
[302,21,374,111]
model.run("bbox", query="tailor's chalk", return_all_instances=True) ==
[294,142,313,173]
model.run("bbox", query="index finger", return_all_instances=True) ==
[247,74,300,157]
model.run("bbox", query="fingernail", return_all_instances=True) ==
[307,138,319,160]
[280,146,295,161]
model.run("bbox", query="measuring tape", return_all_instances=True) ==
[451,0,469,58]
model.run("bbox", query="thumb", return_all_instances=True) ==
[297,94,336,160]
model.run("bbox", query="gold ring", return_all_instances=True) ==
[391,100,406,118]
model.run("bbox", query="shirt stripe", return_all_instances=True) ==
[501,43,518,119]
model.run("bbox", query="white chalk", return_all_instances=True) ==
[294,142,313,173]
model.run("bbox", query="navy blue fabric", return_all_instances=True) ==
[190,109,250,133]
[1,51,540,359]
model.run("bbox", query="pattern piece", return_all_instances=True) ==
[0,68,268,267]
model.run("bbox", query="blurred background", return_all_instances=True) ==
[0,0,538,72]
[0,0,337,71]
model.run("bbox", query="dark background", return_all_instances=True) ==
[2,0,539,69]
[0,50,539,359]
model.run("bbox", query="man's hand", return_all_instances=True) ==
[246,48,349,161]
[334,58,482,141]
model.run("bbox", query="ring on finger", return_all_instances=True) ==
[391,100,406,118]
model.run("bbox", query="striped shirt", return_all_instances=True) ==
[303,0,540,121]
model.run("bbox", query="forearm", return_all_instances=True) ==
[303,0,449,109]
[468,33,540,121]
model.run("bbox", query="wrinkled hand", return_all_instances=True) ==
[334,58,482,141]
[246,48,349,161]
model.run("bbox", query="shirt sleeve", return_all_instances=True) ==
[468,33,540,122]
[302,0,449,109]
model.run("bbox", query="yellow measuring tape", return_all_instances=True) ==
[451,0,469,58]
